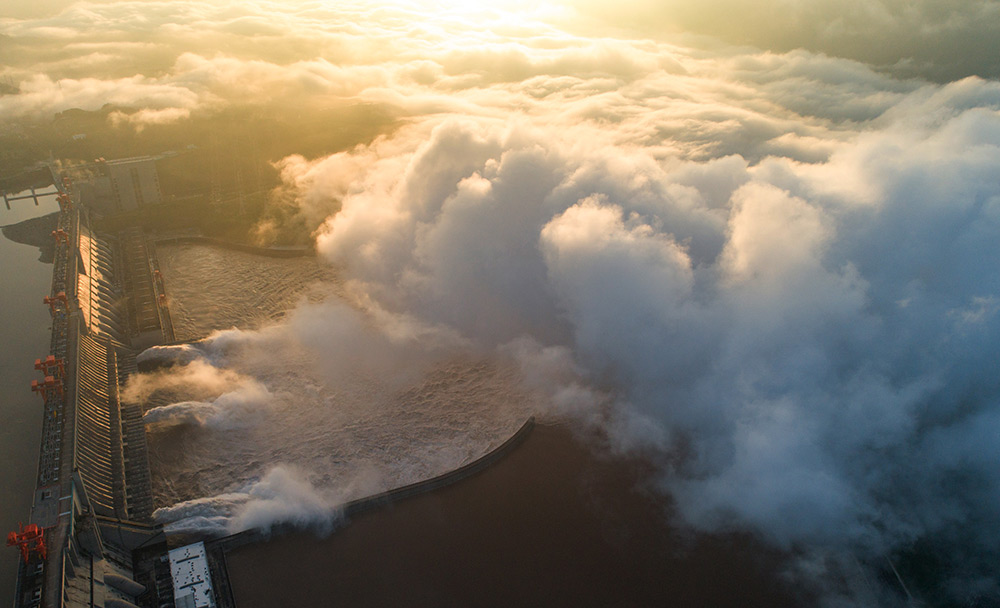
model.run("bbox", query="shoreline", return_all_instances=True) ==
[0,212,58,263]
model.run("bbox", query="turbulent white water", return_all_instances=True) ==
[136,246,532,536]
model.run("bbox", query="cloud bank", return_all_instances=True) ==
[573,0,1000,82]
[286,78,1000,604]
[7,1,1000,604]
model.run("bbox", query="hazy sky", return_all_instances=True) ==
[5,2,1000,605]
[6,0,1000,80]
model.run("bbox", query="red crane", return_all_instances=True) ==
[34,356,66,379]
[43,292,68,316]
[44,376,63,399]
[50,229,70,245]
[6,523,46,564]
[56,193,73,211]
[30,376,63,401]
[30,379,45,400]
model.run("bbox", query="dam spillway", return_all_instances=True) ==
[11,172,173,608]
[8,166,541,608]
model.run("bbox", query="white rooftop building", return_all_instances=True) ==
[168,542,217,608]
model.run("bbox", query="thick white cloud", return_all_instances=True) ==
[287,75,1000,604]
[0,73,201,119]
[7,1,1000,604]
[0,0,892,166]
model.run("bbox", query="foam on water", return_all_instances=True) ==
[139,245,531,535]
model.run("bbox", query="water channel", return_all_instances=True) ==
[0,188,61,602]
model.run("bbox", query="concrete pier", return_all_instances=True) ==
[3,187,42,210]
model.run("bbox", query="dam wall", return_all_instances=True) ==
[70,213,153,523]
[14,166,531,608]
[14,186,165,608]
[121,228,174,349]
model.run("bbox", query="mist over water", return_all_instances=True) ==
[140,89,1000,604]
[272,103,1000,604]
[15,2,998,603]
[138,247,531,537]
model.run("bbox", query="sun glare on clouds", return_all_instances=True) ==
[5,0,1000,604]
[349,0,570,22]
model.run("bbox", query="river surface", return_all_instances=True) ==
[226,423,801,607]
[146,244,530,535]
[155,243,341,341]
[0,188,61,603]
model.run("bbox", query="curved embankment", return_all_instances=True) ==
[342,416,536,519]
[210,417,536,553]
[151,236,313,258]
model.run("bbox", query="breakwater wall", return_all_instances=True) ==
[344,416,536,519]
[206,417,535,608]
[211,417,536,554]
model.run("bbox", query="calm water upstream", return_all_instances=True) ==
[0,188,61,602]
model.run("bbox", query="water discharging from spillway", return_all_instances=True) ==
[141,243,531,535]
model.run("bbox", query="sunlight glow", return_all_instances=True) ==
[350,0,569,21]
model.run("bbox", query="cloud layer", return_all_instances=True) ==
[7,1,1000,604]
[291,80,1000,604]
[574,0,1000,81]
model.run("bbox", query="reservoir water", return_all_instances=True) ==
[226,423,800,607]
[0,188,61,603]
[155,243,340,341]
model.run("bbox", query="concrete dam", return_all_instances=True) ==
[8,167,536,608]
[11,169,175,608]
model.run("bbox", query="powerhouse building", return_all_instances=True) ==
[75,157,163,215]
